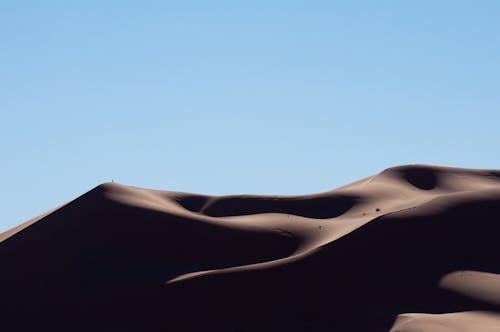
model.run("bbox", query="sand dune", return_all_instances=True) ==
[1,164,500,331]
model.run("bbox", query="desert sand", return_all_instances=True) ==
[1,164,500,331]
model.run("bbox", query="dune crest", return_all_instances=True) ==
[2,164,500,331]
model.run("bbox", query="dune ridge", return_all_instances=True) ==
[2,164,500,331]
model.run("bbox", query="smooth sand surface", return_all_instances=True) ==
[390,311,500,332]
[1,164,500,331]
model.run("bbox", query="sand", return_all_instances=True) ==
[1,164,500,331]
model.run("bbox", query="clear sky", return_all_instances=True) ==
[1,1,499,231]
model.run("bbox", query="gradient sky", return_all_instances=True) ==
[1,1,499,231]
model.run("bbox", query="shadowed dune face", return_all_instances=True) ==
[1,164,500,332]
[178,194,359,219]
[397,165,439,190]
[175,194,209,213]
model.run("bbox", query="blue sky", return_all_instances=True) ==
[1,1,499,231]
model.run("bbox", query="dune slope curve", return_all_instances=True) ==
[1,164,500,331]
